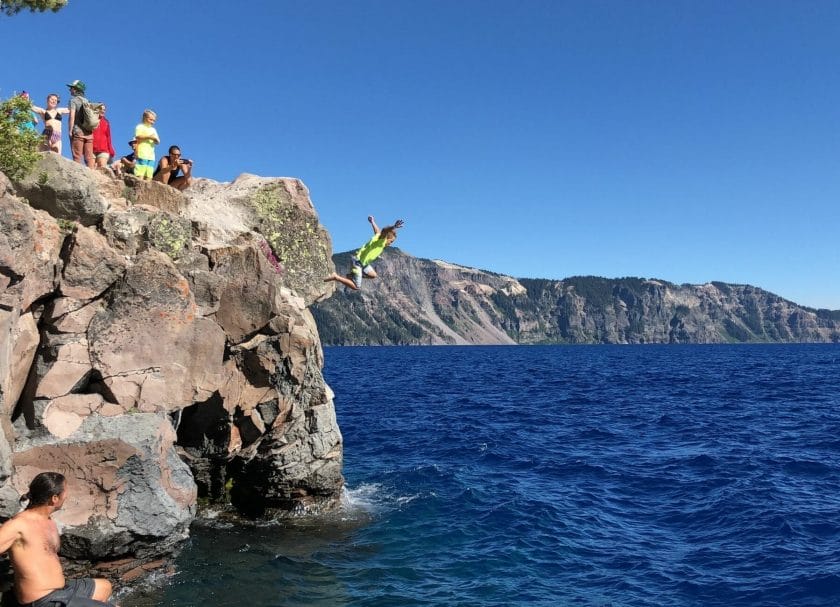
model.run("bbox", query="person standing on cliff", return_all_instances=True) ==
[91,103,116,170]
[324,216,404,290]
[133,109,159,180]
[66,80,95,168]
[0,472,117,607]
[31,93,69,155]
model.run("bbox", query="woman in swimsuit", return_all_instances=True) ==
[31,94,69,155]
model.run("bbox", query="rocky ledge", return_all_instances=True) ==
[0,154,342,580]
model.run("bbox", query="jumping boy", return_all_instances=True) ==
[324,216,405,290]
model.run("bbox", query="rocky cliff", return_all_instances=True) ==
[313,249,840,345]
[0,154,342,580]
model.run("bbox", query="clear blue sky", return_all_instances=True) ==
[3,1,838,309]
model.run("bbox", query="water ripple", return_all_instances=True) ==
[125,344,840,607]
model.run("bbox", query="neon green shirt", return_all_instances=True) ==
[356,234,388,266]
[134,123,159,161]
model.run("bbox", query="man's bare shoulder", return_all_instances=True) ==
[2,510,49,534]
[0,514,27,552]
[11,510,37,522]
[2,511,36,530]
[1,513,25,528]
[0,510,57,552]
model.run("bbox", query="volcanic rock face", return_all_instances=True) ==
[313,249,840,345]
[0,154,342,575]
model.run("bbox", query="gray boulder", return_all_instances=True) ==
[10,153,113,226]
[1,413,194,562]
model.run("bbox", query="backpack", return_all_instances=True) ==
[77,99,102,134]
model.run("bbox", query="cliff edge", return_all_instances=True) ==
[0,154,342,580]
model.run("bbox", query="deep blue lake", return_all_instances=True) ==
[125,344,840,606]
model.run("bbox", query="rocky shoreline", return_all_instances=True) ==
[0,153,343,585]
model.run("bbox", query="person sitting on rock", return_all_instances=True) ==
[111,139,138,177]
[0,472,116,607]
[324,215,404,290]
[153,145,193,191]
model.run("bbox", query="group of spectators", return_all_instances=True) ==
[17,80,193,191]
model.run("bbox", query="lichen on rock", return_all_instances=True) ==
[250,181,334,299]
[186,175,334,305]
[146,213,192,261]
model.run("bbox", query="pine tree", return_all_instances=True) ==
[1,0,67,15]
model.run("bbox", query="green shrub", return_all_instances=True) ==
[0,95,42,180]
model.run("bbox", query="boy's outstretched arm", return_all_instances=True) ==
[381,219,405,232]
[368,215,380,235]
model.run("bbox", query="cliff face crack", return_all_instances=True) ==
[0,265,24,287]
[57,227,78,276]
[173,393,232,499]
[72,369,119,404]
[102,366,163,379]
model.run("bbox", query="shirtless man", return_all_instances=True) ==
[0,472,115,607]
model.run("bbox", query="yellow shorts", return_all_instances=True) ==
[134,158,154,179]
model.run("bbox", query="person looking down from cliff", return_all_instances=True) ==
[0,472,117,607]
[92,103,116,170]
[133,109,159,180]
[111,139,138,177]
[153,145,192,190]
[324,216,404,290]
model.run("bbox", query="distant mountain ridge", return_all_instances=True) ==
[311,248,840,345]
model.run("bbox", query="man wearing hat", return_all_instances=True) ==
[110,139,138,178]
[66,80,94,168]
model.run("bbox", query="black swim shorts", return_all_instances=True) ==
[28,578,114,607]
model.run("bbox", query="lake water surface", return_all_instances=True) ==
[125,344,840,606]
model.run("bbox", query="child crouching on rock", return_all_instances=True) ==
[324,216,404,290]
